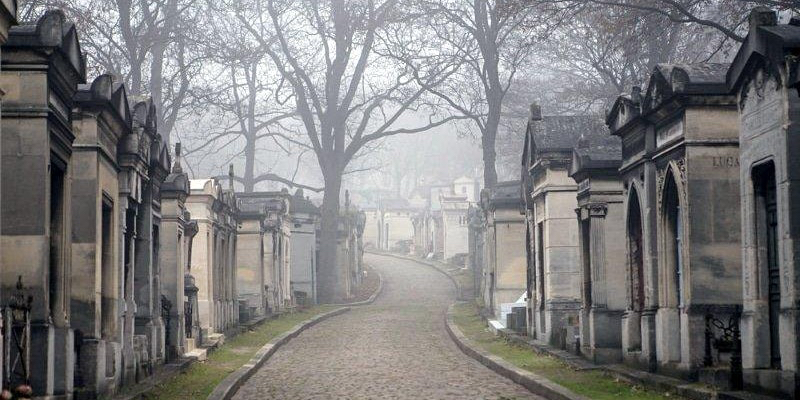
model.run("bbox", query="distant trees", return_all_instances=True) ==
[232,0,461,301]
[183,0,308,192]
[528,0,800,113]
[399,0,553,187]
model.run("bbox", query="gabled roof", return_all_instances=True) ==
[75,74,133,136]
[728,7,800,90]
[133,97,158,136]
[530,115,606,154]
[290,188,319,215]
[605,89,643,134]
[570,131,622,177]
[481,180,521,209]
[5,10,86,82]
[236,191,290,215]
[642,63,730,113]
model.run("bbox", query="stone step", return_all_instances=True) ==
[185,347,208,362]
[487,319,505,333]
[205,333,225,347]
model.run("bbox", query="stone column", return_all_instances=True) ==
[134,186,156,371]
[642,133,659,372]
[589,206,608,308]
[159,166,189,359]
[192,221,214,339]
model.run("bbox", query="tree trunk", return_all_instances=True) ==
[482,96,501,187]
[316,174,344,303]
[243,135,256,192]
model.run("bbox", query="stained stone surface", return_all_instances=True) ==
[233,253,542,400]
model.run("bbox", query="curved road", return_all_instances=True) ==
[233,253,542,399]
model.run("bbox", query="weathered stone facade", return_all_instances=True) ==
[235,190,293,314]
[186,178,238,341]
[118,97,172,385]
[411,208,434,257]
[159,144,196,360]
[0,11,201,397]
[263,191,293,312]
[289,189,319,305]
[440,192,469,262]
[0,11,85,396]
[607,63,741,378]
[235,193,270,320]
[522,112,604,348]
[728,8,800,397]
[375,199,416,252]
[0,0,15,394]
[480,181,526,321]
[338,200,366,300]
[569,129,626,364]
[70,75,129,398]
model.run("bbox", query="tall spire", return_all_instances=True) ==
[172,142,183,174]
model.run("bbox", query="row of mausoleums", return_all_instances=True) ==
[0,10,366,399]
[473,8,800,398]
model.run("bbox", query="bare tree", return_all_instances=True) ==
[178,2,312,192]
[21,0,204,144]
[235,0,461,301]
[391,0,561,187]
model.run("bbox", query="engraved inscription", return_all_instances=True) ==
[711,156,740,168]
[657,119,683,147]
[741,97,781,139]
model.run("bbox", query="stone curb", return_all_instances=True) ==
[207,307,351,400]
[324,268,384,307]
[494,328,777,400]
[445,303,590,400]
[367,251,464,299]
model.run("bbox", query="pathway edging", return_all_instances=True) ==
[445,303,590,400]
[324,269,383,306]
[207,307,351,400]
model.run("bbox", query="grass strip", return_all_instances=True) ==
[452,302,682,400]
[142,306,336,400]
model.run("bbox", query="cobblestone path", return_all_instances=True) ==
[233,253,543,400]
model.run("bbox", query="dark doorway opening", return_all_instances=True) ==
[754,162,780,369]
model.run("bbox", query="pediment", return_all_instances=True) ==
[35,10,85,80]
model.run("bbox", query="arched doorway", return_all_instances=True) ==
[627,187,644,350]
[661,169,683,362]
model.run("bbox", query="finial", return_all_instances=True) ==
[228,164,234,191]
[631,85,642,105]
[172,142,183,174]
[749,6,777,30]
[577,133,589,149]
[529,103,542,121]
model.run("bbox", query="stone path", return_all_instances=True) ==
[233,253,543,400]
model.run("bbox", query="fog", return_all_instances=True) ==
[17,0,799,306]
